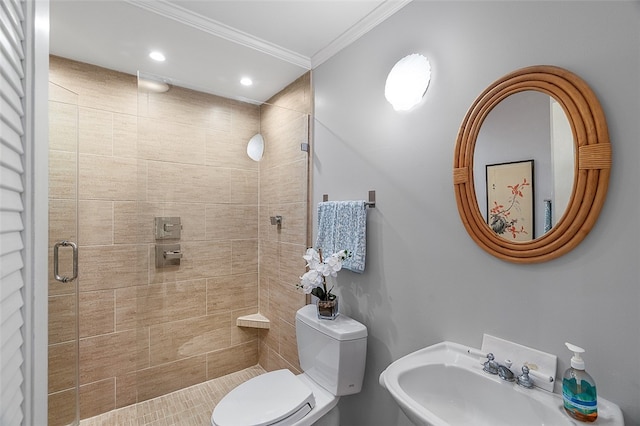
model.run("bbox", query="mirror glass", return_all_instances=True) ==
[247,133,265,161]
[473,91,574,240]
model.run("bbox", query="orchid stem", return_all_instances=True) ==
[318,248,329,299]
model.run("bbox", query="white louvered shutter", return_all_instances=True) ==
[0,0,27,425]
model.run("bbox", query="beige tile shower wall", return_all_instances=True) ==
[48,56,260,423]
[257,73,312,373]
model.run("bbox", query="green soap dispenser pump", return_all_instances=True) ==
[562,342,597,422]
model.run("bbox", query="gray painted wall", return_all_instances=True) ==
[313,2,640,425]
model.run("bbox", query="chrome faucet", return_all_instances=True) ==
[497,364,515,382]
[483,353,515,382]
[483,353,499,374]
[517,365,535,388]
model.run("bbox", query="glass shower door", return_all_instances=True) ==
[47,81,80,426]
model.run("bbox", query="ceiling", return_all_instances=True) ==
[49,0,411,104]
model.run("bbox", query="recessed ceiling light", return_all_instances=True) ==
[240,77,253,86]
[149,51,166,62]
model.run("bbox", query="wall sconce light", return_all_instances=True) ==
[385,53,431,111]
[138,72,170,93]
[247,133,265,161]
[138,77,170,93]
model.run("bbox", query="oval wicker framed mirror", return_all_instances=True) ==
[453,65,611,263]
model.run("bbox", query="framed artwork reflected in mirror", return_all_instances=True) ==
[486,160,534,242]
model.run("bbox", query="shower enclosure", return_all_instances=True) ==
[47,56,312,425]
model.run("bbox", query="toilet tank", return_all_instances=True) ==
[295,304,367,396]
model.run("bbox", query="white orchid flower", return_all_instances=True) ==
[302,247,321,269]
[299,282,315,294]
[300,269,323,288]
[326,253,344,274]
[298,248,349,300]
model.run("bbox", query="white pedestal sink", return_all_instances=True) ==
[379,341,624,426]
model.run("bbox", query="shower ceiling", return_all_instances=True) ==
[49,0,411,103]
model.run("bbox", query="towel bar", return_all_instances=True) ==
[322,190,376,208]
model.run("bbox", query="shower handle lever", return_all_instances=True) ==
[53,240,78,283]
[163,250,183,260]
[163,223,179,231]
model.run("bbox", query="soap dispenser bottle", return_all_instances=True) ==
[562,342,597,422]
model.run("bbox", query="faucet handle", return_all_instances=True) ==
[525,365,554,383]
[483,353,499,375]
[517,365,535,388]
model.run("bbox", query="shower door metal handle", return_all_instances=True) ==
[54,240,78,283]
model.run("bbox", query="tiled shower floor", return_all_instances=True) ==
[80,366,265,426]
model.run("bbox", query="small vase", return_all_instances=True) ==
[317,296,339,320]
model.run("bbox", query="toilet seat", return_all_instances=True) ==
[211,369,316,426]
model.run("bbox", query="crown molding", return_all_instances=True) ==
[311,0,413,68]
[125,0,411,71]
[125,0,312,69]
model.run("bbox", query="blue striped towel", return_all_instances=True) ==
[316,200,367,273]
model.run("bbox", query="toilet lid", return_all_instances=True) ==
[212,369,315,426]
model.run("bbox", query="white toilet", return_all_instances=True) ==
[211,304,367,426]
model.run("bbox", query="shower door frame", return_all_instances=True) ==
[47,81,81,426]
